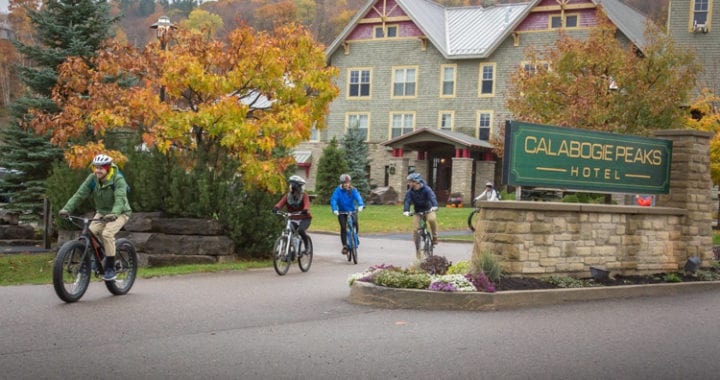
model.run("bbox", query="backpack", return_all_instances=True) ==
[495,190,501,200]
[89,170,131,193]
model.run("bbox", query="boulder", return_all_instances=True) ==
[142,233,234,256]
[370,186,398,205]
[0,224,35,240]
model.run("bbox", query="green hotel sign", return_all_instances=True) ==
[502,121,672,194]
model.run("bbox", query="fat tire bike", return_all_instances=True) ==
[53,215,138,303]
[272,210,313,275]
[338,210,359,264]
[411,210,434,259]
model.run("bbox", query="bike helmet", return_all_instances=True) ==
[92,154,113,166]
[339,173,351,183]
[407,173,423,183]
[288,175,305,186]
[486,182,494,187]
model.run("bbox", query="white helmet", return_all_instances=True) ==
[339,173,351,183]
[288,175,306,186]
[92,154,113,166]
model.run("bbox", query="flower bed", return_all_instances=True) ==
[347,262,496,293]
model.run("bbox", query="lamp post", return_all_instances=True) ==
[150,16,175,102]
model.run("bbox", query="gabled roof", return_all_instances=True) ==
[326,0,649,61]
[380,128,494,150]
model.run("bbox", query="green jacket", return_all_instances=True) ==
[62,165,132,216]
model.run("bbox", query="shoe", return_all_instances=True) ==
[432,238,438,245]
[342,247,348,255]
[103,266,117,281]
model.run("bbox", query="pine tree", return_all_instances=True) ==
[0,0,117,217]
[315,137,349,204]
[341,125,371,199]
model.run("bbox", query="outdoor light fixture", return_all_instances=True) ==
[684,256,701,273]
[149,15,176,46]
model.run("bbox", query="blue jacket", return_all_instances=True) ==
[403,181,438,213]
[330,186,364,212]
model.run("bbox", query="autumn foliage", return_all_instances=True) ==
[29,23,339,192]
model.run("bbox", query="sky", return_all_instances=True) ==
[1,0,7,14]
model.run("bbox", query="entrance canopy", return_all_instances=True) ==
[380,128,494,154]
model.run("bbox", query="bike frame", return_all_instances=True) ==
[70,216,107,276]
[338,211,359,250]
[411,211,434,258]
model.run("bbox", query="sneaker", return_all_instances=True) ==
[103,266,117,281]
[342,247,348,255]
[432,237,438,245]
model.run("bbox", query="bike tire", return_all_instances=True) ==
[349,226,358,265]
[467,209,479,232]
[423,232,434,259]
[273,236,291,275]
[105,238,138,296]
[52,240,91,303]
[297,236,313,272]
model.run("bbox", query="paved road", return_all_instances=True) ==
[1,233,719,379]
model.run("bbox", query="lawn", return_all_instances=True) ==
[309,204,472,233]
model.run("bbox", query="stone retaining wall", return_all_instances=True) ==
[474,130,714,277]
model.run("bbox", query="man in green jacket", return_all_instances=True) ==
[59,154,132,281]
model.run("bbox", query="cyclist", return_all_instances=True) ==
[58,154,132,281]
[272,175,312,253]
[330,173,365,255]
[474,182,500,203]
[402,173,439,258]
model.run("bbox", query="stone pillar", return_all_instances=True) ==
[390,157,409,203]
[451,157,473,206]
[474,161,496,199]
[654,130,714,266]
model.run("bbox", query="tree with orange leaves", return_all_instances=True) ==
[30,23,338,193]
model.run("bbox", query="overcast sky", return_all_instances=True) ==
[1,0,8,14]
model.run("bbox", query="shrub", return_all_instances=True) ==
[447,260,471,275]
[470,249,502,282]
[372,269,431,289]
[419,255,451,275]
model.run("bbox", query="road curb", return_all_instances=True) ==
[348,280,720,311]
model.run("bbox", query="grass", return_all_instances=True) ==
[309,204,472,233]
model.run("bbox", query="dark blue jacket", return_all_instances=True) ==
[403,181,438,213]
[330,186,364,212]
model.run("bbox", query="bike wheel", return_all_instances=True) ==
[467,210,479,232]
[297,235,313,272]
[423,232,434,258]
[349,228,358,265]
[105,238,138,296]
[52,240,91,303]
[273,236,291,275]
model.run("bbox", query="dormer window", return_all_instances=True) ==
[550,14,579,29]
[374,24,398,38]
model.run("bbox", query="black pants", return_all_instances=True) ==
[293,219,312,248]
[338,214,359,246]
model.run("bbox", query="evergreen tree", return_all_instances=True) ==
[315,137,349,204]
[0,0,117,217]
[341,125,371,199]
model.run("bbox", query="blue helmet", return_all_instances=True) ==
[406,173,422,183]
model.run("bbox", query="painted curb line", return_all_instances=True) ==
[348,280,720,311]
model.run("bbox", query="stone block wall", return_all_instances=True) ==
[474,130,714,277]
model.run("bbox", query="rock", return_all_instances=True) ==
[0,224,35,240]
[370,187,398,205]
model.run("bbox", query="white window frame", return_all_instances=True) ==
[479,63,496,97]
[438,111,454,131]
[689,0,712,30]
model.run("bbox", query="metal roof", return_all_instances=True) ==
[326,0,649,61]
[292,150,313,164]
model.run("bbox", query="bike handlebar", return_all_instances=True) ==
[409,210,435,216]
[336,211,358,215]
[272,210,307,217]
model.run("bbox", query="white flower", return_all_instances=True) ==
[430,274,477,292]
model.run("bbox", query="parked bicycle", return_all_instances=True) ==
[338,210,359,264]
[53,215,138,303]
[272,210,313,275]
[410,210,434,259]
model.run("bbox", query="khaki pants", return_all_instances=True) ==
[89,213,129,257]
[412,212,438,241]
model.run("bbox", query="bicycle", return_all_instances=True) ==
[272,210,313,275]
[468,208,480,232]
[53,215,138,303]
[410,210,434,259]
[338,210,359,264]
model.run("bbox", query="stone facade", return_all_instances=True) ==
[474,130,714,277]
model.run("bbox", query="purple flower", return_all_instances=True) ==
[429,281,457,292]
[465,273,496,293]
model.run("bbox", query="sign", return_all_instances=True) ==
[502,121,672,194]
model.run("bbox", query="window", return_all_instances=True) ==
[348,68,371,98]
[522,61,550,75]
[440,64,456,97]
[692,0,710,25]
[309,122,319,142]
[390,112,415,138]
[346,113,369,141]
[476,111,494,140]
[392,67,417,98]
[438,111,454,131]
[479,63,496,97]
[550,14,579,29]
[374,24,398,38]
